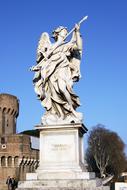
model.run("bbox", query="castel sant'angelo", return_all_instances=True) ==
[0,93,39,190]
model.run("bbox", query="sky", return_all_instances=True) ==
[0,0,127,149]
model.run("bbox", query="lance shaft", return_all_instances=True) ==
[64,15,88,40]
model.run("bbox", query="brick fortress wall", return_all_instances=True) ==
[0,94,39,190]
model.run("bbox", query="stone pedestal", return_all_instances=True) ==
[35,123,91,179]
[17,123,109,190]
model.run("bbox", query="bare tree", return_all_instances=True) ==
[86,124,127,179]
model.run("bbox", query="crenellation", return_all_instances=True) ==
[0,94,19,136]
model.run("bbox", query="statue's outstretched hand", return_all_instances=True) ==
[74,23,80,32]
[30,65,40,71]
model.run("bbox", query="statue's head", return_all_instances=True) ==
[52,26,68,40]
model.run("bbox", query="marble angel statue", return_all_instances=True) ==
[31,17,87,125]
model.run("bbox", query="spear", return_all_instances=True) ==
[63,15,88,40]
[30,15,88,71]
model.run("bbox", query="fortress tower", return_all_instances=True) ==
[0,93,39,190]
[0,93,19,136]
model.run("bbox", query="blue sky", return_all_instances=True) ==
[0,0,127,148]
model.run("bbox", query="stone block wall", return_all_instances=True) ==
[0,134,39,190]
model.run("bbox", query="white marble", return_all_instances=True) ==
[37,124,86,174]
[31,23,84,125]
[25,124,94,180]
[115,182,127,190]
[26,173,37,180]
[17,178,109,190]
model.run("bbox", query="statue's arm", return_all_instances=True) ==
[30,51,45,72]
[70,24,83,55]
[75,24,82,52]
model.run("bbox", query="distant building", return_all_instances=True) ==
[0,93,39,190]
[121,172,127,183]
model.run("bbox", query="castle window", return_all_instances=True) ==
[8,156,12,167]
[3,107,6,113]
[1,137,5,144]
[1,156,6,166]
[14,156,19,166]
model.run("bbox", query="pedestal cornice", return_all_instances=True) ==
[35,123,88,135]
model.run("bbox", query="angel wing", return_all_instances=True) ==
[37,32,51,56]
[33,33,51,100]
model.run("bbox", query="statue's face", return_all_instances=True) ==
[52,27,68,41]
[59,28,68,38]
